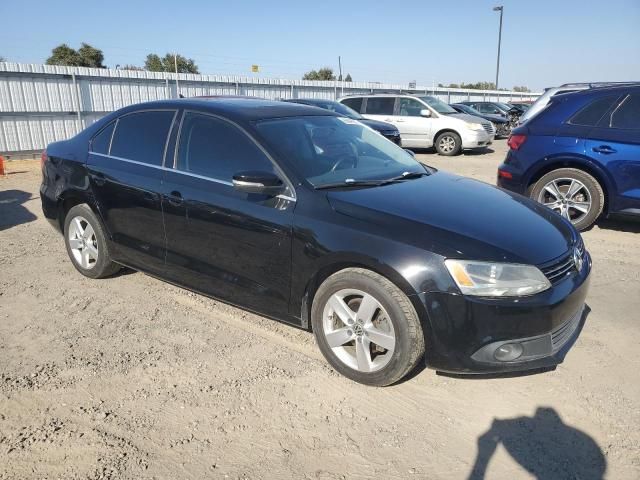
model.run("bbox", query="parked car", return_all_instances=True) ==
[41,98,590,386]
[518,82,639,124]
[339,94,495,156]
[460,101,522,130]
[451,103,511,137]
[510,102,532,112]
[282,98,401,144]
[498,84,640,230]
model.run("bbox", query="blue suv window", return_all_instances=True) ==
[569,96,619,126]
[610,94,640,129]
[110,110,175,166]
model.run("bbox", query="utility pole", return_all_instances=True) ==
[338,56,344,97]
[493,6,504,90]
[174,53,180,98]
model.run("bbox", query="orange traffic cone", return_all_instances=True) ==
[0,155,5,176]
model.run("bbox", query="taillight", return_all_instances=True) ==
[498,169,513,180]
[507,134,527,150]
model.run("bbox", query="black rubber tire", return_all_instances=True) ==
[530,168,604,231]
[311,268,425,387]
[63,204,120,279]
[434,131,462,156]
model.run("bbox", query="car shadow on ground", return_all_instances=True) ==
[467,407,606,479]
[594,217,640,234]
[408,147,495,156]
[0,189,38,231]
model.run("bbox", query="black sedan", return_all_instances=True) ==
[41,98,590,386]
[450,103,511,137]
[282,98,401,145]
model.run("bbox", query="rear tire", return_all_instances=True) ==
[435,131,462,156]
[311,268,425,386]
[530,168,604,231]
[63,204,120,279]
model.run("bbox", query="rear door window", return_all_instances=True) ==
[364,97,395,115]
[110,110,176,166]
[341,97,363,113]
[609,94,640,129]
[176,112,275,181]
[90,121,115,155]
[569,95,619,126]
[398,98,425,116]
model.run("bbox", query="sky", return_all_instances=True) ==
[1,0,639,91]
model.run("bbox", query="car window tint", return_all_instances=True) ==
[398,98,424,116]
[569,95,618,126]
[90,121,115,155]
[110,111,175,166]
[365,97,395,115]
[610,94,640,129]
[176,112,275,180]
[341,97,363,113]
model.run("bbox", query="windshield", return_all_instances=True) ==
[418,96,457,114]
[255,116,425,187]
[497,102,514,111]
[455,104,482,115]
[313,101,363,119]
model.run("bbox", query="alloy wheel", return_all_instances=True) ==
[538,178,592,224]
[322,289,396,372]
[438,135,456,153]
[68,215,99,269]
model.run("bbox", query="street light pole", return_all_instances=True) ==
[493,6,503,90]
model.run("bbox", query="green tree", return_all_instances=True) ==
[302,67,336,81]
[46,43,105,68]
[144,53,199,74]
[513,85,531,92]
[344,73,353,82]
[0,56,5,62]
[120,64,145,71]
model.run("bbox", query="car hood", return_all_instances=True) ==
[327,172,576,265]
[358,118,397,132]
[449,113,490,125]
[484,114,508,123]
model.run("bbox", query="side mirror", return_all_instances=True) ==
[419,109,432,117]
[232,171,284,196]
[404,148,415,157]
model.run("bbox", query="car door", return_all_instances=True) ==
[161,110,295,318]
[585,93,640,213]
[395,97,434,148]
[87,109,176,275]
[362,96,397,126]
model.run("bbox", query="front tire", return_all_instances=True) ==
[530,168,604,231]
[311,268,425,386]
[435,131,462,156]
[64,204,120,279]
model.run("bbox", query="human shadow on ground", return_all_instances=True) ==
[0,189,38,231]
[468,407,606,480]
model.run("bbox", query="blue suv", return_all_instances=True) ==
[498,85,640,230]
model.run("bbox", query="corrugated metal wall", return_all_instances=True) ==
[0,62,539,154]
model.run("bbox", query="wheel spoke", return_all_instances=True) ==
[328,294,356,326]
[561,205,571,219]
[325,327,354,348]
[355,336,372,372]
[365,326,395,352]
[570,201,590,214]
[357,294,379,324]
[82,223,95,241]
[543,181,562,200]
[566,180,582,200]
[69,238,82,250]
[81,248,90,268]
[73,217,84,236]
[86,243,99,260]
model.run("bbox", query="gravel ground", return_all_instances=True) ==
[1,140,639,479]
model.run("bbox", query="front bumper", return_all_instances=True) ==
[461,129,494,149]
[382,131,401,145]
[418,253,591,374]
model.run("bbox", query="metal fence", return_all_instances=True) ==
[0,62,539,155]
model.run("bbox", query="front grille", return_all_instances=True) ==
[551,306,583,352]
[540,240,586,285]
[482,123,495,134]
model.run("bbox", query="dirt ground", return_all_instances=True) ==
[1,141,639,479]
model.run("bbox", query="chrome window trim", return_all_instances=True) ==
[173,109,297,200]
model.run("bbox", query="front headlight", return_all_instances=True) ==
[468,122,485,131]
[444,260,551,297]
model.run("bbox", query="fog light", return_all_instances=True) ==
[494,343,524,362]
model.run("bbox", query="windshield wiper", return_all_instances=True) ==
[314,171,428,190]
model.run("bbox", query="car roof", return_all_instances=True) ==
[118,97,337,122]
[555,84,640,100]
[283,98,337,105]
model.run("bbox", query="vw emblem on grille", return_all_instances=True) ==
[573,247,584,273]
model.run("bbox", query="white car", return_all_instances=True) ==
[339,94,495,156]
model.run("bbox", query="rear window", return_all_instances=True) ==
[110,110,175,166]
[365,97,395,115]
[341,97,363,113]
[568,95,618,126]
[610,94,640,129]
[90,121,115,155]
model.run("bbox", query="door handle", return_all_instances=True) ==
[395,119,405,122]
[166,190,183,206]
[592,145,617,154]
